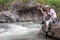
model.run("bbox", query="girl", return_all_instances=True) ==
[38,5,57,36]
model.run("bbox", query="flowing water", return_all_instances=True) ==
[0,22,55,40]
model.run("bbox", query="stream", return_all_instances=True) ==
[0,22,56,40]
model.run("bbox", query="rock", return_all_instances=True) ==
[42,22,60,39]
[0,11,20,23]
[9,0,28,11]
[9,0,43,22]
[0,8,42,23]
[51,22,60,38]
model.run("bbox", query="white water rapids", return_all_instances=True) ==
[0,22,42,40]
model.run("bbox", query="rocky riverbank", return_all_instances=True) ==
[0,0,43,23]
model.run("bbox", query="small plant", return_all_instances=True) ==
[0,0,14,10]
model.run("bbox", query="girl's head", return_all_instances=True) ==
[45,5,51,11]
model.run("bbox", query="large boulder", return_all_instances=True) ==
[42,22,60,39]
[0,11,20,23]
[50,22,60,38]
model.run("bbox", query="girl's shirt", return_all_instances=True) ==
[48,9,57,18]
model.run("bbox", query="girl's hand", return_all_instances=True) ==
[37,7,42,10]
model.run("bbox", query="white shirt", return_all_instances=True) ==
[48,9,57,18]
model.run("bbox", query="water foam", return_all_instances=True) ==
[0,24,42,40]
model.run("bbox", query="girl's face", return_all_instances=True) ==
[46,7,50,11]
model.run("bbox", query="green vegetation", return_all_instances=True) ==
[23,0,29,3]
[37,0,45,4]
[0,0,14,9]
[37,0,60,7]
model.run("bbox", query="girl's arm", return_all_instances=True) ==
[38,7,46,14]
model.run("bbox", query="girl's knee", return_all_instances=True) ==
[45,21,49,26]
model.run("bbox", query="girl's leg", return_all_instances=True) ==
[45,21,49,36]
[45,21,49,32]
